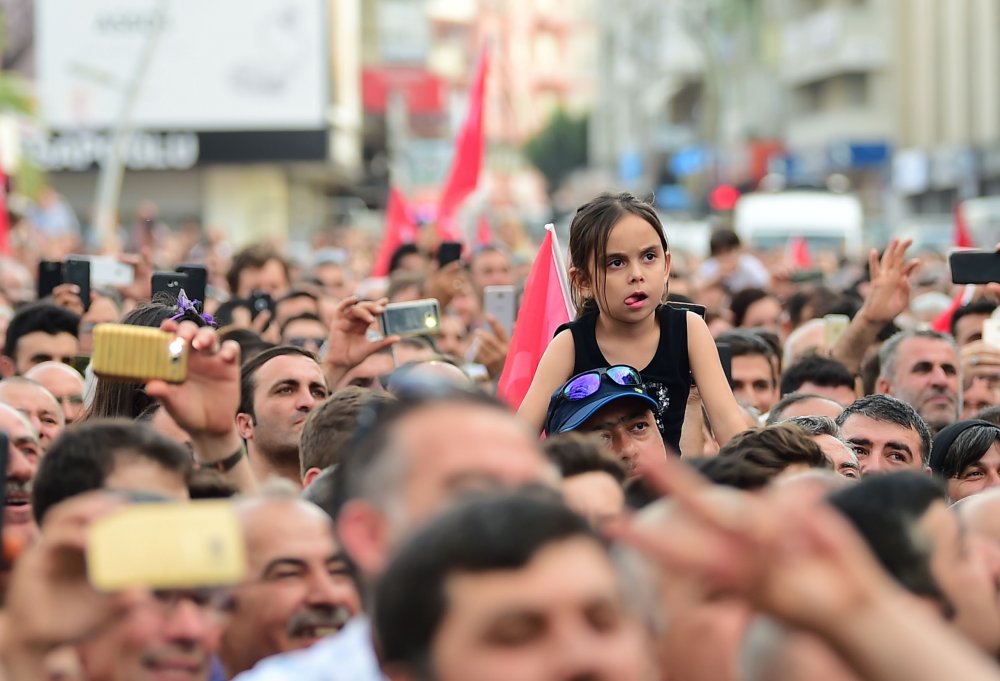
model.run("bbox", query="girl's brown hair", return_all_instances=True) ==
[567,192,668,318]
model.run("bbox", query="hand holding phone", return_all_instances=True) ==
[484,285,517,338]
[380,299,442,338]
[63,258,91,312]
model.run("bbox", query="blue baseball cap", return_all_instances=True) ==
[543,367,659,435]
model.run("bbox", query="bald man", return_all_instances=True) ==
[0,377,65,449]
[25,361,85,423]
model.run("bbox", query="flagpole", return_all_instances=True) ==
[545,223,575,318]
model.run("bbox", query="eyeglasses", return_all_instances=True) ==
[560,365,643,403]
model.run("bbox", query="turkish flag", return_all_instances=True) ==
[786,236,812,269]
[476,214,493,246]
[371,187,418,277]
[436,45,489,241]
[0,165,9,256]
[931,284,976,333]
[955,202,974,248]
[497,226,574,409]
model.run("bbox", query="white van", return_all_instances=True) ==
[733,190,864,257]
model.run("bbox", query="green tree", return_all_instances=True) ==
[524,109,588,193]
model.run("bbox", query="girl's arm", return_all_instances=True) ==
[516,330,577,432]
[687,312,747,445]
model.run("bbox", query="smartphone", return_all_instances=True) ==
[716,341,733,389]
[90,256,135,288]
[90,324,188,384]
[380,299,442,338]
[437,241,463,268]
[151,271,189,302]
[667,301,708,318]
[87,500,246,591]
[484,285,517,338]
[950,251,1000,284]
[248,290,275,321]
[176,264,208,311]
[37,260,64,299]
[984,319,1000,349]
[63,257,91,312]
[824,314,850,348]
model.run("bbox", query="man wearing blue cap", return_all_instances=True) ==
[544,365,667,475]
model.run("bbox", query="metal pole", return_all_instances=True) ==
[93,0,170,254]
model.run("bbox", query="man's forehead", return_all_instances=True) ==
[898,336,958,360]
[256,354,325,387]
[0,403,36,438]
[842,414,920,442]
[0,382,59,410]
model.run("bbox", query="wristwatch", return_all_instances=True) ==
[196,444,245,473]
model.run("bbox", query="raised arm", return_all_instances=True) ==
[687,312,746,445]
[515,330,577,432]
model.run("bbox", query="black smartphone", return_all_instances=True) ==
[437,241,463,268]
[38,260,64,299]
[667,301,707,318]
[63,257,91,312]
[716,341,733,389]
[176,264,207,311]
[950,251,1000,284]
[151,271,189,302]
[249,290,275,321]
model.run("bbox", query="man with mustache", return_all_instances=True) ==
[876,329,961,436]
[219,484,360,677]
[0,402,41,552]
[237,347,329,485]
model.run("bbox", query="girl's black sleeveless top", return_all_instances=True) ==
[555,305,691,454]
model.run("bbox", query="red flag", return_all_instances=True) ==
[786,236,812,269]
[436,45,489,242]
[955,201,974,248]
[476,214,493,246]
[931,284,976,333]
[371,187,418,277]
[497,227,573,409]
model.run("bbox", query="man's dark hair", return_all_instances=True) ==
[718,424,831,475]
[951,299,997,339]
[709,228,741,256]
[4,303,80,361]
[786,286,836,329]
[730,288,772,328]
[32,420,192,523]
[330,385,516,524]
[715,329,779,382]
[686,455,773,491]
[299,386,395,478]
[388,244,423,275]
[765,392,842,425]
[226,243,290,295]
[542,432,626,485]
[827,473,950,612]
[374,491,595,677]
[975,404,1000,427]
[219,327,274,364]
[280,312,325,338]
[780,355,855,397]
[214,299,254,327]
[238,345,320,420]
[836,394,932,464]
[931,423,1000,479]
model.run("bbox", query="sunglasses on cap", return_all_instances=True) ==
[558,365,644,403]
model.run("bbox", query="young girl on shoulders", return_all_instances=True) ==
[518,192,746,452]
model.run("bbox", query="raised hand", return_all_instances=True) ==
[859,238,920,325]
[322,296,399,386]
[472,315,510,378]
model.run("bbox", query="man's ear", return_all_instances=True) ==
[302,466,322,487]
[875,377,892,396]
[235,412,255,440]
[0,355,16,378]
[336,499,392,577]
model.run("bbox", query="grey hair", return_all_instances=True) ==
[781,415,840,438]
[878,329,958,384]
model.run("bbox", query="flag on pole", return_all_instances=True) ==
[476,214,493,246]
[931,284,976,333]
[786,236,812,269]
[497,224,574,409]
[371,187,418,277]
[436,44,489,242]
[955,201,974,248]
[0,157,9,257]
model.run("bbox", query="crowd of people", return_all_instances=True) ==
[0,189,999,680]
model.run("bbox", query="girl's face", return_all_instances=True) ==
[578,214,670,320]
[948,443,1000,502]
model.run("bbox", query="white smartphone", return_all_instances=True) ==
[89,256,135,288]
[484,285,517,338]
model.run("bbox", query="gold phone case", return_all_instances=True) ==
[91,323,188,384]
[88,501,246,591]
